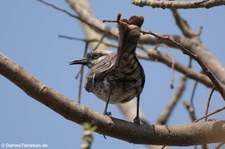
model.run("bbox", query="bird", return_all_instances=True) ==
[70,15,145,124]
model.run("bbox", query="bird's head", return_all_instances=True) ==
[70,50,114,68]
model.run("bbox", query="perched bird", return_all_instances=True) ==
[70,15,145,124]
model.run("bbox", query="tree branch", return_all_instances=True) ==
[132,0,225,9]
[38,0,190,47]
[142,31,225,100]
[175,37,225,85]
[1,52,225,146]
[171,9,201,38]
[183,100,197,121]
[140,46,213,88]
[157,76,187,125]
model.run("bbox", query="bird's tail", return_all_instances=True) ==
[115,15,144,69]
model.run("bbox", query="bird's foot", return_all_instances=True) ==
[103,111,112,117]
[133,116,141,125]
[102,111,111,139]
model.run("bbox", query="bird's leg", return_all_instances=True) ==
[103,89,111,116]
[133,95,141,124]
[102,90,112,140]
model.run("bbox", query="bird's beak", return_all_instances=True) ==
[69,58,88,65]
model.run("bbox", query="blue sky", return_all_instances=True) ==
[1,0,225,149]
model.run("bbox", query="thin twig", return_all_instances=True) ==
[215,143,225,149]
[201,144,208,149]
[37,0,83,22]
[59,35,89,42]
[157,76,187,125]
[75,42,89,79]
[183,100,197,121]
[75,65,84,79]
[59,35,118,48]
[92,32,108,51]
[37,0,117,40]
[190,81,198,111]
[205,86,215,121]
[188,57,193,68]
[169,48,175,89]
[77,65,84,104]
[159,45,176,89]
[195,106,225,122]
[77,42,89,103]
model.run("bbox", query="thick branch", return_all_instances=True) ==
[132,0,225,9]
[1,53,225,146]
[66,0,107,50]
[171,9,200,38]
[141,47,213,88]
[176,37,225,84]
[143,31,225,99]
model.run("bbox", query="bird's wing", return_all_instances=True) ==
[90,54,116,76]
[85,54,116,92]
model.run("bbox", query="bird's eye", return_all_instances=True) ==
[92,53,101,59]
[86,52,104,60]
[93,53,98,57]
